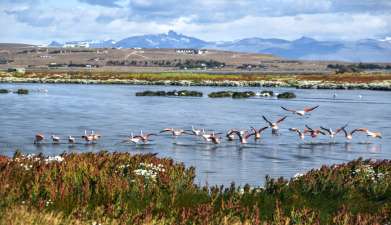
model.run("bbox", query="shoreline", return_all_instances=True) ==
[1,71,391,90]
[2,76,391,90]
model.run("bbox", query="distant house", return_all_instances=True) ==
[197,49,208,54]
[175,49,208,55]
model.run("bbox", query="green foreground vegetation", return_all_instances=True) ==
[0,152,390,224]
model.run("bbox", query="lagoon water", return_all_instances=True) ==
[1,83,390,186]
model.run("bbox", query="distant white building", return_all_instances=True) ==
[175,49,208,55]
[63,41,90,48]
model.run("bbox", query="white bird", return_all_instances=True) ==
[51,135,60,144]
[68,136,76,144]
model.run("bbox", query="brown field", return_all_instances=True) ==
[0,44,341,74]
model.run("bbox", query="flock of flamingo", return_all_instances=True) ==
[33,105,382,146]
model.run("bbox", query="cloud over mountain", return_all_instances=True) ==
[0,0,390,48]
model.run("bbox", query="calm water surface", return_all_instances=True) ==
[1,83,390,186]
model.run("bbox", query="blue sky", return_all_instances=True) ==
[1,0,391,44]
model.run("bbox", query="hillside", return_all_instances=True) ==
[47,31,391,62]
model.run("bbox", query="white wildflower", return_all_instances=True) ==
[45,156,64,164]
[45,199,53,207]
[133,162,165,181]
[293,173,304,180]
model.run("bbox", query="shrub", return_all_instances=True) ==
[277,92,296,99]
[136,90,202,97]
[0,89,9,94]
[208,91,233,98]
[260,90,274,96]
[14,89,29,94]
[232,91,255,98]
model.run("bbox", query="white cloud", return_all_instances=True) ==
[0,0,390,44]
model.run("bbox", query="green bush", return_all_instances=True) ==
[232,91,255,98]
[14,89,29,94]
[208,91,255,98]
[0,89,9,94]
[136,90,202,97]
[208,91,233,98]
[277,92,296,99]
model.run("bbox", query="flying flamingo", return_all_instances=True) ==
[320,126,338,138]
[226,129,239,141]
[304,125,326,138]
[122,132,144,144]
[262,115,287,135]
[186,126,204,136]
[281,105,319,116]
[134,130,157,143]
[335,125,362,141]
[202,132,221,144]
[160,128,190,137]
[289,128,305,140]
[353,128,382,139]
[250,126,269,140]
[231,130,255,144]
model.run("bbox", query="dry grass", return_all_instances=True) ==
[2,71,391,84]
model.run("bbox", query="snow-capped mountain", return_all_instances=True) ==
[48,32,391,62]
[114,30,208,49]
[48,40,116,48]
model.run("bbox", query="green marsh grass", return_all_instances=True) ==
[0,152,390,224]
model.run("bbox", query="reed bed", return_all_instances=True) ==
[2,71,390,83]
[0,152,390,224]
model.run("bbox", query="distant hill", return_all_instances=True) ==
[47,31,391,62]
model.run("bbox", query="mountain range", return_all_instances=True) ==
[49,31,391,62]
